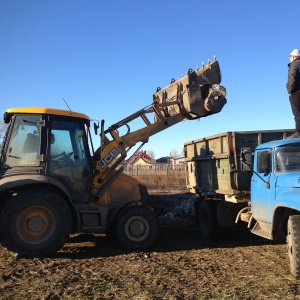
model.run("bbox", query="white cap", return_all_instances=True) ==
[290,49,300,56]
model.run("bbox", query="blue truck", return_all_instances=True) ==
[184,129,300,278]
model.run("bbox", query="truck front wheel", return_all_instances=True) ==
[198,200,219,239]
[287,215,300,278]
[0,188,72,257]
[116,206,158,250]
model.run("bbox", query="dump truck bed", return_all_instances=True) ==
[184,129,294,201]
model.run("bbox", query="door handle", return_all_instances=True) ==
[251,179,257,182]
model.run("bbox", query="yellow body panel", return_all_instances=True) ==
[96,172,143,206]
[5,107,90,120]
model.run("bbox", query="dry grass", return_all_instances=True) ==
[122,164,187,190]
[135,173,187,190]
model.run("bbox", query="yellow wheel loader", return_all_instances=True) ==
[0,59,226,257]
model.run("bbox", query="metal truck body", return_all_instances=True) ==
[184,129,300,278]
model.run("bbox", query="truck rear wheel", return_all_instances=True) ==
[116,206,158,250]
[0,188,72,257]
[287,215,300,278]
[198,200,219,239]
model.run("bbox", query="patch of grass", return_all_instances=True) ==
[135,173,186,190]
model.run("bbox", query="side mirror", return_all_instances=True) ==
[93,121,99,135]
[240,147,253,171]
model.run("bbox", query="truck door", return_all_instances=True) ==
[251,149,276,222]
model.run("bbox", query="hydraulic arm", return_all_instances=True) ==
[92,58,227,198]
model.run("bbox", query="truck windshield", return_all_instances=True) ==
[276,146,300,172]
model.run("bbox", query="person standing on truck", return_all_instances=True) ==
[287,49,300,139]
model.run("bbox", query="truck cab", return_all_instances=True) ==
[244,139,300,278]
[249,139,300,239]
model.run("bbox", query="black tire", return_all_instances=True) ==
[287,215,300,278]
[116,206,158,250]
[0,188,72,257]
[198,200,219,239]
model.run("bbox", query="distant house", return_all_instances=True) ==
[126,152,184,169]
[127,151,156,167]
[172,156,185,166]
[156,156,173,164]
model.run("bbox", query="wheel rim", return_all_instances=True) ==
[124,216,149,242]
[17,206,55,244]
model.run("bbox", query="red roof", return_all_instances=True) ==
[127,151,156,165]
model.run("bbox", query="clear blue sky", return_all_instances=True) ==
[1,1,299,158]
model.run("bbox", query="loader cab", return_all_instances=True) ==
[1,108,93,202]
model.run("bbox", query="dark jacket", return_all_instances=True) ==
[287,57,300,95]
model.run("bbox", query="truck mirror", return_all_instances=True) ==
[240,147,253,171]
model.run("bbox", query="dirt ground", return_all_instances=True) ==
[0,191,300,300]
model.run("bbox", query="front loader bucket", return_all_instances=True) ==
[153,59,227,120]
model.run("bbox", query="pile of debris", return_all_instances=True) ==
[150,192,196,223]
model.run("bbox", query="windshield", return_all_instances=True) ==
[276,146,300,172]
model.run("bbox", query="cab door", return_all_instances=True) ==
[251,150,276,222]
[47,117,91,202]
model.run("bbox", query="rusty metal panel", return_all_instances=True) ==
[153,60,226,120]
[185,132,231,159]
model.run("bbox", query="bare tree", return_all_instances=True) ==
[144,150,155,159]
[169,148,181,158]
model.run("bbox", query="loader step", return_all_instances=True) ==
[78,206,107,231]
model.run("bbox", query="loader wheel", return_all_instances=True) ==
[116,206,158,250]
[0,188,72,257]
[198,200,219,239]
[287,215,300,278]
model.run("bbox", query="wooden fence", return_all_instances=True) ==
[122,164,185,177]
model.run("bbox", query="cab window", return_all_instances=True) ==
[257,151,272,174]
[3,114,41,167]
[48,119,90,195]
